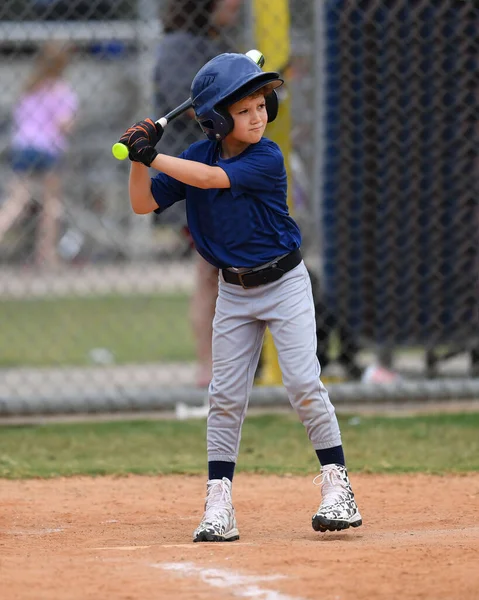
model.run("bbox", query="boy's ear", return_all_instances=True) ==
[266,91,279,123]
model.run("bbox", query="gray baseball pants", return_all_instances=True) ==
[207,261,342,463]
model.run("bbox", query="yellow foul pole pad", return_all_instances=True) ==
[251,0,292,386]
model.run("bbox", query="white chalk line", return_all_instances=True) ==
[92,545,154,551]
[152,561,305,600]
[162,542,255,548]
[1,527,64,536]
[91,542,255,551]
[101,519,119,524]
[342,525,479,545]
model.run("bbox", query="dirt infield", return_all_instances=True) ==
[1,473,478,600]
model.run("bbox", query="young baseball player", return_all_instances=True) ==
[118,52,362,542]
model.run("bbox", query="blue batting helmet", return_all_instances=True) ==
[191,53,283,141]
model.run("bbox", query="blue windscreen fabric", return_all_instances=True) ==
[322,0,477,346]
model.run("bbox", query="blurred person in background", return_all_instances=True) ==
[0,41,78,268]
[153,0,242,388]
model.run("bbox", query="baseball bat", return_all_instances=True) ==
[112,49,265,161]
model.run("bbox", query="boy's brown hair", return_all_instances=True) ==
[247,83,278,100]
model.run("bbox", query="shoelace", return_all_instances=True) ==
[313,467,349,507]
[203,480,234,528]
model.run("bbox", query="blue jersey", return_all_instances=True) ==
[151,137,301,269]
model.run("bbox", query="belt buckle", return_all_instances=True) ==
[237,272,254,289]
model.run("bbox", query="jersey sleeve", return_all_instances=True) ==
[219,142,285,198]
[151,149,188,214]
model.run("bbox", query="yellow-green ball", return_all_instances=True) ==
[112,143,129,160]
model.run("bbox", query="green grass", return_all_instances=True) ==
[0,294,195,367]
[1,412,478,478]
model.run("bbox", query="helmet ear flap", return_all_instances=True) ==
[216,107,234,138]
[198,107,234,141]
[266,90,279,123]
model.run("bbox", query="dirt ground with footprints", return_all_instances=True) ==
[1,473,478,600]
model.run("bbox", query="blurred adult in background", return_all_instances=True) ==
[154,0,242,158]
[0,42,78,268]
[154,0,242,387]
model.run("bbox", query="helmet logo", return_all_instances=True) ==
[195,74,217,93]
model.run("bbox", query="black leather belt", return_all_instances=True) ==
[222,248,302,289]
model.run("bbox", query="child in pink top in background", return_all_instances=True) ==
[0,42,78,268]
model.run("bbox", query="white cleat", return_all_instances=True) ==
[312,464,363,532]
[193,477,240,542]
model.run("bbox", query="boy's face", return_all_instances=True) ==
[227,94,268,144]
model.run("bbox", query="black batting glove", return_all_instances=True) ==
[118,118,164,163]
[128,137,158,167]
[119,118,162,147]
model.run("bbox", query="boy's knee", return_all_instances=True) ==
[283,371,319,397]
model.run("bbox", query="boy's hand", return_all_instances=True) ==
[119,118,162,147]
[128,138,158,167]
[118,118,163,164]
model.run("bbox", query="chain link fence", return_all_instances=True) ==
[318,0,478,383]
[0,0,477,417]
